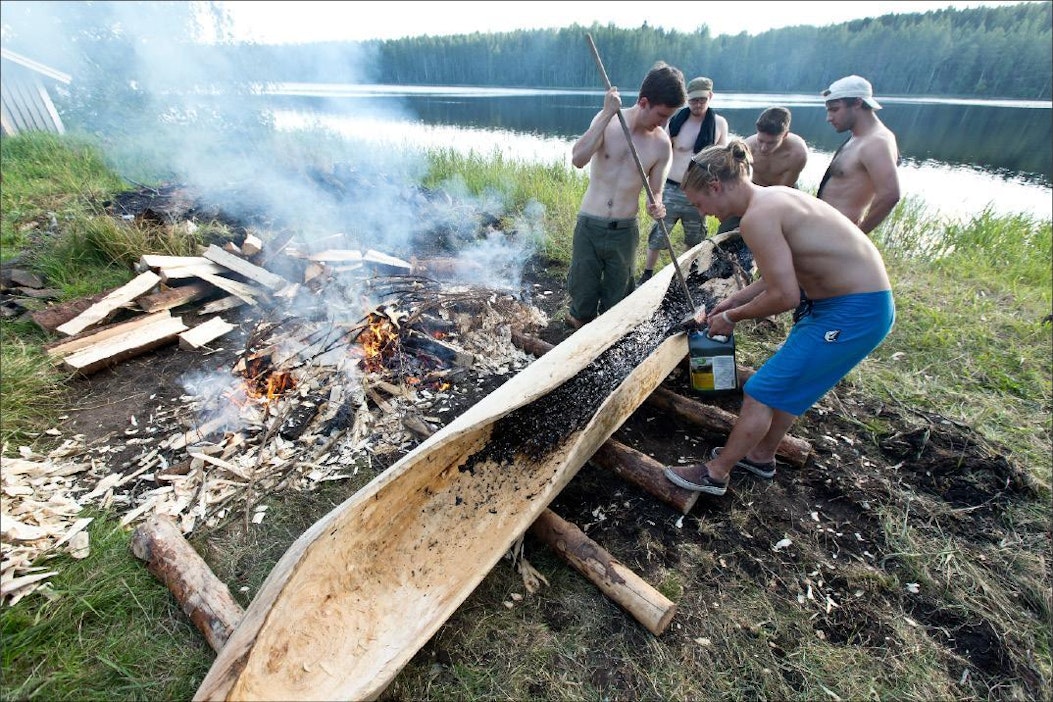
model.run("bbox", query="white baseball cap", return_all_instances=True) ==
[822,75,882,110]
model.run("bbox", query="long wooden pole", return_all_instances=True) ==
[585,33,695,310]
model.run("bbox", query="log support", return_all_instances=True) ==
[130,515,244,652]
[529,509,676,635]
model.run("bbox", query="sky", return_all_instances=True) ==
[212,0,1032,44]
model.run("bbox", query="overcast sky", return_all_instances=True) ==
[212,0,1031,44]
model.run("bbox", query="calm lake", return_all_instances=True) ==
[261,84,1053,222]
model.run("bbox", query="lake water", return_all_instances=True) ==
[260,84,1053,223]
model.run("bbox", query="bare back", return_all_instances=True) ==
[740,185,891,302]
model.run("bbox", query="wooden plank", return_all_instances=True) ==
[202,244,288,291]
[158,262,225,283]
[199,295,247,315]
[56,271,161,336]
[196,273,265,306]
[138,281,216,313]
[179,316,235,350]
[363,248,412,273]
[140,254,210,270]
[60,313,187,375]
[307,249,362,263]
[47,311,176,359]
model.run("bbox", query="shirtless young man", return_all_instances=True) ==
[819,75,901,235]
[745,106,809,187]
[664,141,895,496]
[565,62,686,329]
[716,106,809,263]
[638,76,727,284]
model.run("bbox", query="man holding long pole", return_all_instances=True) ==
[563,60,687,330]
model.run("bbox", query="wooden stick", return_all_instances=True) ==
[529,509,676,635]
[130,515,244,652]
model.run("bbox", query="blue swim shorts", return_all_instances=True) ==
[743,290,895,416]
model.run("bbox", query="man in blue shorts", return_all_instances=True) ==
[664,140,895,496]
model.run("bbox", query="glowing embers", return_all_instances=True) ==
[230,352,298,407]
[356,310,402,374]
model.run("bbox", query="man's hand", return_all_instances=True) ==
[647,200,667,220]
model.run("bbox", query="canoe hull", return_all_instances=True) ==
[195,236,736,701]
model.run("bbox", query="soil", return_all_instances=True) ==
[37,183,1050,698]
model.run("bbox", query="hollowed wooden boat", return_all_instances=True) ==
[194,233,740,701]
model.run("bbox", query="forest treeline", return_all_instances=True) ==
[237,2,1052,99]
[1,0,1049,141]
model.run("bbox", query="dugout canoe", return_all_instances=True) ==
[194,232,743,702]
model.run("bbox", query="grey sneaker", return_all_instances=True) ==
[711,446,776,480]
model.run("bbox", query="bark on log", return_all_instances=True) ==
[130,515,244,652]
[590,439,699,514]
[529,509,676,635]
[511,330,812,468]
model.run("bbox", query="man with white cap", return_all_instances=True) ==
[818,74,901,236]
[638,76,728,284]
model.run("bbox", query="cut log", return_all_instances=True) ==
[30,291,109,333]
[56,312,188,376]
[138,281,217,313]
[56,271,161,336]
[529,509,676,636]
[590,439,699,514]
[203,244,288,291]
[130,515,244,652]
[510,330,811,467]
[646,387,812,468]
[179,316,236,350]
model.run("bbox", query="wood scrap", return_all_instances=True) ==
[240,234,263,257]
[56,312,189,376]
[56,271,161,336]
[138,281,217,313]
[202,244,288,291]
[158,262,226,283]
[196,273,266,306]
[179,316,236,350]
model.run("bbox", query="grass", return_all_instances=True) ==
[1,130,1050,700]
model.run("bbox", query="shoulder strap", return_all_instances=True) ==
[817,137,851,199]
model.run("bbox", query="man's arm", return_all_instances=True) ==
[645,141,673,220]
[856,138,901,233]
[572,88,620,169]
